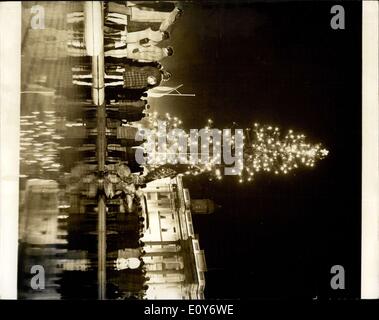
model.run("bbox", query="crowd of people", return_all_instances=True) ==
[106,191,150,299]
[19,1,184,300]
[65,1,184,299]
[68,1,181,94]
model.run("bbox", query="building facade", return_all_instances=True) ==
[20,179,66,245]
[140,175,207,299]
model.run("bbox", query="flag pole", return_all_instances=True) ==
[163,93,196,97]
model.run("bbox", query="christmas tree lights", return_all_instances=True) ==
[137,112,329,183]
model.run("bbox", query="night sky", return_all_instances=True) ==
[151,1,362,299]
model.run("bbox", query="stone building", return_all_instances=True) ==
[140,175,210,299]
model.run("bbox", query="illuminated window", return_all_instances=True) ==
[164,262,180,270]
[158,192,170,200]
[146,263,163,271]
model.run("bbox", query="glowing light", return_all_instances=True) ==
[140,113,329,183]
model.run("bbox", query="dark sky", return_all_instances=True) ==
[152,1,362,299]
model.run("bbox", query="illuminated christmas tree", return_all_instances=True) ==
[239,123,329,183]
[136,112,329,183]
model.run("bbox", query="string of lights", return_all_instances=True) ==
[138,112,329,183]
